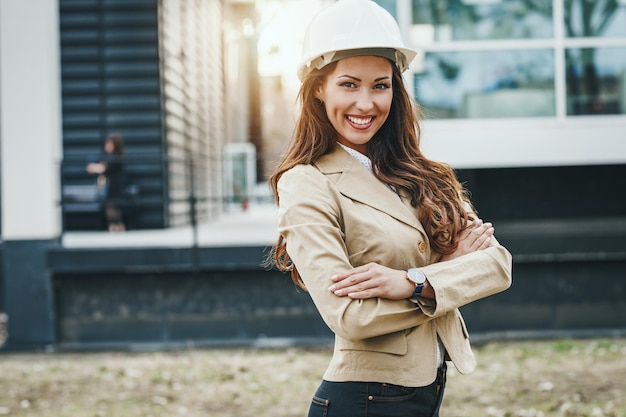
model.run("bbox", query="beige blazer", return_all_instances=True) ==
[277,145,512,387]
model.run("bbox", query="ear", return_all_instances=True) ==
[314,87,324,104]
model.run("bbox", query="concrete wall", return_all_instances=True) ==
[43,230,626,350]
[0,0,62,349]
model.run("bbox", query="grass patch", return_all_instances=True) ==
[0,339,624,417]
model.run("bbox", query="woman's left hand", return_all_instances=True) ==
[328,262,414,300]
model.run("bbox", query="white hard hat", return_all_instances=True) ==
[297,0,417,81]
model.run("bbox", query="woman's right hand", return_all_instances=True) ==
[440,219,494,261]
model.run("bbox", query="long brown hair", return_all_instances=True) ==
[268,60,472,289]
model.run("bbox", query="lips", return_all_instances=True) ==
[346,115,374,129]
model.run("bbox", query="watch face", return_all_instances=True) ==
[408,268,426,284]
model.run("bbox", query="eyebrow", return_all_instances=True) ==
[338,75,391,82]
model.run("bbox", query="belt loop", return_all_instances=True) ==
[437,363,447,383]
[436,362,447,395]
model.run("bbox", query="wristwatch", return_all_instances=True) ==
[406,268,426,298]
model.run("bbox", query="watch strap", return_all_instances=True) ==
[412,282,424,298]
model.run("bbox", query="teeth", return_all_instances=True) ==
[347,115,372,125]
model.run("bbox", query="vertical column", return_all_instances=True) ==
[552,0,567,120]
[0,0,62,349]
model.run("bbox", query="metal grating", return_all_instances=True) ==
[59,0,167,230]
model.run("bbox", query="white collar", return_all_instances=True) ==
[338,142,400,197]
[338,143,373,173]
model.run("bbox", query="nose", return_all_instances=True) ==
[355,90,375,112]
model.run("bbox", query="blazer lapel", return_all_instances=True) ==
[315,146,426,236]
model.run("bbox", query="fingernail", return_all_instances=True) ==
[328,285,336,292]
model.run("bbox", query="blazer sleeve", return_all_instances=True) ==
[415,236,513,317]
[277,165,434,341]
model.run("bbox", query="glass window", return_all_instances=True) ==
[565,0,626,38]
[414,49,555,118]
[410,0,553,42]
[566,47,626,115]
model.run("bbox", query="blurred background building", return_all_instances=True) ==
[0,0,625,350]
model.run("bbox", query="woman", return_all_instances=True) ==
[268,1,512,416]
[86,133,126,232]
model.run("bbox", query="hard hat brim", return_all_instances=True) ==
[297,46,418,81]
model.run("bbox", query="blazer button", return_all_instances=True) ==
[418,241,428,253]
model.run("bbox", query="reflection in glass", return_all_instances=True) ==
[566,47,626,115]
[565,0,626,38]
[410,0,552,42]
[414,49,555,119]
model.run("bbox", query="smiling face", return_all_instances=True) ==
[316,55,393,155]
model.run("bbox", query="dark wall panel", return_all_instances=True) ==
[52,257,626,347]
[2,241,55,349]
[457,164,626,221]
[54,269,329,345]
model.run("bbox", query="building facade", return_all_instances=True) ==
[1,0,624,350]
[0,0,263,349]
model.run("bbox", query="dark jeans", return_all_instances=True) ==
[307,364,447,417]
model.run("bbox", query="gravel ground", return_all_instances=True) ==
[0,338,624,417]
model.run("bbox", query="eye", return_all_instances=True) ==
[374,83,391,90]
[340,81,357,88]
